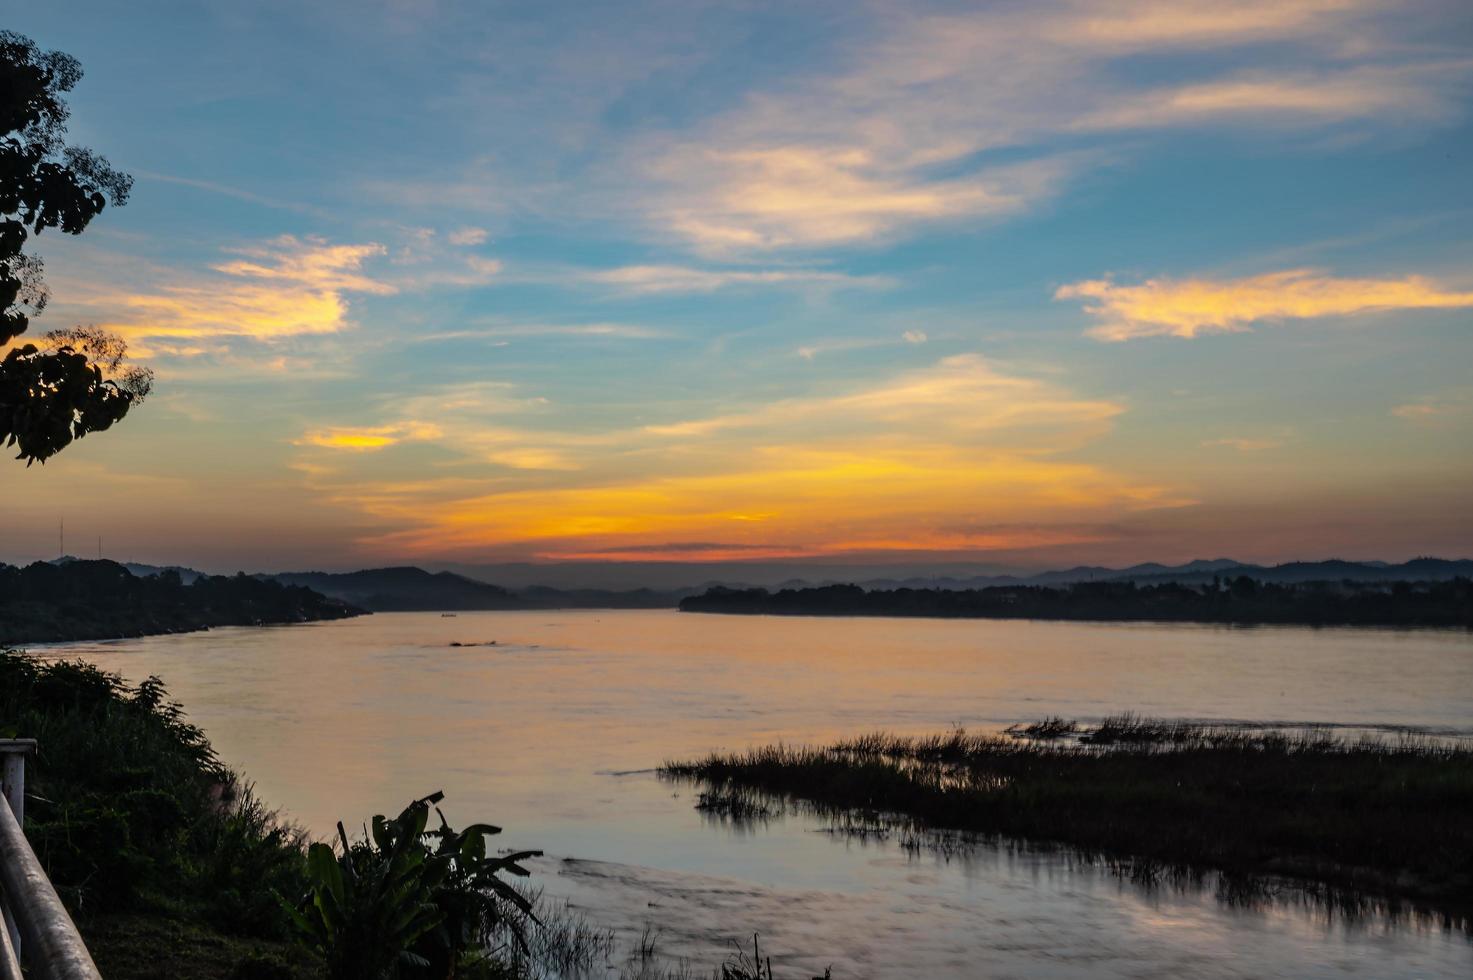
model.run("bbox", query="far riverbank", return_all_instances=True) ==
[680,578,1473,627]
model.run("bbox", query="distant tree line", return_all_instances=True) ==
[680,577,1473,627]
[0,559,362,644]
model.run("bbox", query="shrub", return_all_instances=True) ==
[282,791,541,979]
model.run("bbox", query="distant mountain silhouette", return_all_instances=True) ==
[34,556,1473,612]
[261,567,686,611]
[265,567,521,612]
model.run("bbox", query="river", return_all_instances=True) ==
[45,610,1473,978]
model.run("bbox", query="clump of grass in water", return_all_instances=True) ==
[1080,712,1208,744]
[662,717,1473,925]
[1005,716,1078,739]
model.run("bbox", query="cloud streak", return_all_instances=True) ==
[72,236,395,352]
[638,0,1469,252]
[1058,269,1473,339]
[584,263,888,295]
[1392,389,1471,423]
[298,421,445,451]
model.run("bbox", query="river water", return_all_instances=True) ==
[46,610,1473,978]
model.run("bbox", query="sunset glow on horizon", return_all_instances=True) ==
[4,0,1471,573]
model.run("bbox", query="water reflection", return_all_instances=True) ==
[41,610,1473,978]
[667,776,1472,942]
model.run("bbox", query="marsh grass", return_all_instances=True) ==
[695,788,775,822]
[663,718,1473,924]
[1004,716,1077,739]
[493,887,617,979]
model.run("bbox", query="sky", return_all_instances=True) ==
[4,0,1472,574]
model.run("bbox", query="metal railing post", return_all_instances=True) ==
[0,743,30,826]
[0,738,100,979]
[0,739,34,969]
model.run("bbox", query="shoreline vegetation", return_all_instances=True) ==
[678,578,1473,627]
[662,718,1473,926]
[0,559,363,646]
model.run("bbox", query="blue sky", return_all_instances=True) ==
[4,0,1472,572]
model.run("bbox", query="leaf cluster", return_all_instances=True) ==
[1,31,146,463]
[283,792,542,980]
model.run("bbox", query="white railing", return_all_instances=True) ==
[0,740,102,979]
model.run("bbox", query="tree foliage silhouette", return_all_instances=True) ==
[1,30,151,464]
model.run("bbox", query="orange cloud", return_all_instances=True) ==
[291,355,1184,559]
[82,236,394,351]
[1058,269,1473,340]
[351,444,1186,558]
[297,421,443,451]
[212,236,395,295]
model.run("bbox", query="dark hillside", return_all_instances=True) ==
[266,566,521,611]
[0,560,361,645]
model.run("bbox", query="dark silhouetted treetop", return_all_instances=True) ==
[1,31,150,463]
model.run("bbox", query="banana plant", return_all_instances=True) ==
[281,792,541,979]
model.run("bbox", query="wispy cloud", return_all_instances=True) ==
[1202,436,1287,451]
[298,381,588,473]
[654,148,1071,251]
[413,321,669,343]
[396,255,504,289]
[384,227,504,287]
[447,227,489,246]
[1392,389,1471,423]
[1076,63,1471,131]
[1058,268,1473,340]
[134,171,329,216]
[644,354,1122,440]
[1044,0,1366,49]
[638,0,1468,252]
[87,236,393,349]
[298,421,444,451]
[213,236,395,295]
[583,263,889,295]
